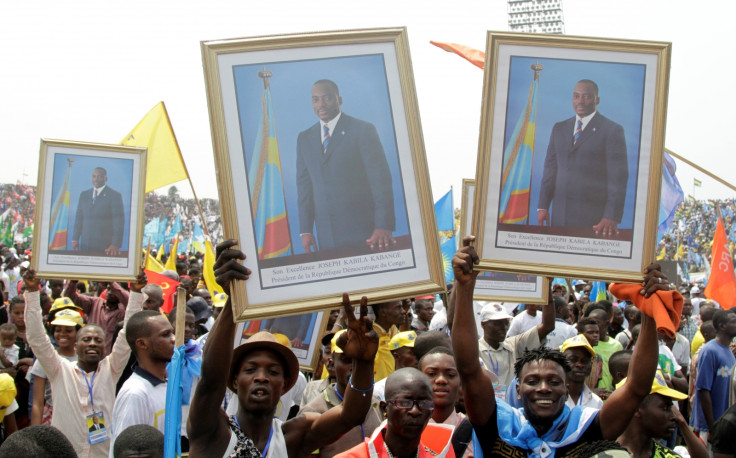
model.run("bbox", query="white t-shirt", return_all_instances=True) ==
[507,311,541,338]
[110,369,167,457]
[545,319,578,350]
[0,344,19,369]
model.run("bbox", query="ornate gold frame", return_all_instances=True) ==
[33,139,147,281]
[473,32,671,282]
[201,28,444,320]
[461,178,549,304]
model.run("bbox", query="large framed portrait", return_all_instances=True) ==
[473,32,671,282]
[234,311,329,372]
[461,179,548,304]
[202,28,444,320]
[32,139,147,280]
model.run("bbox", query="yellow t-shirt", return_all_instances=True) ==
[690,328,704,357]
[373,323,398,381]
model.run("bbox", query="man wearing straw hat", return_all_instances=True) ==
[188,240,379,457]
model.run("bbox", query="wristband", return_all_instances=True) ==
[348,376,375,397]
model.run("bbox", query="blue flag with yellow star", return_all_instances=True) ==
[435,189,456,284]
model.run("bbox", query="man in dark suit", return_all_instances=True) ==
[72,167,125,255]
[537,79,628,237]
[297,79,395,252]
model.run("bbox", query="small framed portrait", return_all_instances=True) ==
[202,27,444,320]
[473,32,671,282]
[235,311,329,372]
[461,179,548,304]
[32,139,147,280]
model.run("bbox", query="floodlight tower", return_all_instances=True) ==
[507,0,565,34]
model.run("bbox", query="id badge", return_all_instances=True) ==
[87,410,108,444]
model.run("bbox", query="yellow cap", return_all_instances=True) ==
[213,292,228,308]
[615,369,687,400]
[389,331,416,351]
[50,297,82,313]
[331,330,347,354]
[560,334,596,358]
[0,373,17,420]
[50,309,85,328]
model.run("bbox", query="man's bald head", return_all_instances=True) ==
[384,367,433,400]
[700,303,716,323]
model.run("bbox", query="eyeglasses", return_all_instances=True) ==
[387,399,435,411]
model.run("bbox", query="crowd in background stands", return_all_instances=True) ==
[0,183,36,239]
[143,189,223,244]
[658,198,736,275]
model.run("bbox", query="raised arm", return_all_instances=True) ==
[22,270,62,380]
[108,272,146,379]
[536,283,556,341]
[600,263,669,439]
[188,240,250,455]
[296,294,379,455]
[63,279,98,316]
[451,236,495,427]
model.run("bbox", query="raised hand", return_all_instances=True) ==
[213,240,250,296]
[22,269,40,291]
[641,262,669,297]
[336,293,378,362]
[452,236,480,286]
[130,271,147,293]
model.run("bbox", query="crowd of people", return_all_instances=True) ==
[0,234,734,458]
[658,198,736,276]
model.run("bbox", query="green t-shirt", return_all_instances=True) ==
[595,338,623,391]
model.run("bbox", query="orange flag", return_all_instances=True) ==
[430,41,485,69]
[704,218,736,309]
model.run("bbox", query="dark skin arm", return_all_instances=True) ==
[698,389,715,431]
[536,286,556,341]
[399,298,412,332]
[673,405,708,458]
[187,240,250,457]
[450,236,496,427]
[599,263,670,440]
[286,294,379,457]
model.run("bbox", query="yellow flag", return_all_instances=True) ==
[656,246,666,261]
[122,102,188,193]
[156,243,165,262]
[165,235,179,272]
[203,239,224,297]
[146,252,165,273]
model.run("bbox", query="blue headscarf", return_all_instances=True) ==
[493,399,598,458]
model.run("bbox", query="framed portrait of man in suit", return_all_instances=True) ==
[460,178,548,303]
[473,33,672,282]
[32,139,147,280]
[202,28,444,320]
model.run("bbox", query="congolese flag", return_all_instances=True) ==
[248,71,292,259]
[49,159,73,250]
[498,64,541,224]
[434,189,456,284]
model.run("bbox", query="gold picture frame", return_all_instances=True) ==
[235,310,330,372]
[461,178,548,304]
[473,32,671,282]
[201,27,444,320]
[32,139,147,281]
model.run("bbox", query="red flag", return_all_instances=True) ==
[704,218,736,309]
[430,41,485,69]
[144,269,180,314]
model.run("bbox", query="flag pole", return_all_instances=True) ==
[666,148,736,193]
[525,62,543,226]
[159,102,212,241]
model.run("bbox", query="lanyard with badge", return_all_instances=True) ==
[78,368,108,444]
